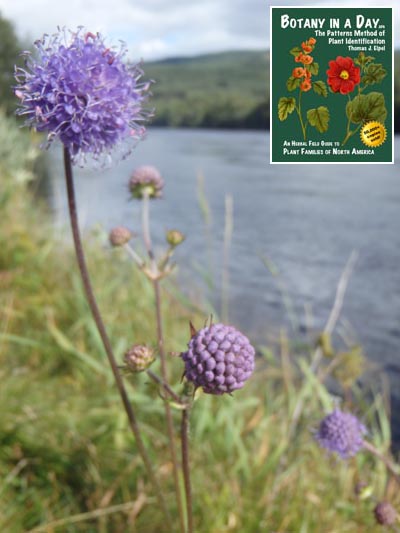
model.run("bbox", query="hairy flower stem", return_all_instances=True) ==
[63,148,171,527]
[181,407,193,533]
[141,193,186,533]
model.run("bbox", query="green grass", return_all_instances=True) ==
[1,116,399,532]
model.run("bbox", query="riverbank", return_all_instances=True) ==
[1,114,399,531]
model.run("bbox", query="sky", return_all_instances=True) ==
[0,0,398,61]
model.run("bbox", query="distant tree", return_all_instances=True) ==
[0,12,21,114]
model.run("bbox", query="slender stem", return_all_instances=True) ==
[124,243,145,269]
[363,440,400,486]
[146,369,184,404]
[141,195,186,533]
[63,147,171,527]
[181,407,193,533]
[297,90,307,141]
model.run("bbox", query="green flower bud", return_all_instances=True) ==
[166,229,185,247]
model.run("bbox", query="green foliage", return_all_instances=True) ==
[286,76,301,92]
[308,62,319,76]
[145,51,269,129]
[362,63,387,86]
[0,12,21,115]
[289,46,302,57]
[278,97,296,121]
[0,114,398,533]
[307,106,330,133]
[312,80,328,97]
[346,92,387,124]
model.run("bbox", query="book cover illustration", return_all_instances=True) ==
[270,7,393,163]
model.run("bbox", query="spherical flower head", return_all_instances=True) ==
[181,323,255,395]
[109,226,132,247]
[315,408,367,459]
[374,502,397,526]
[327,56,361,95]
[124,344,155,372]
[129,165,164,199]
[14,28,152,166]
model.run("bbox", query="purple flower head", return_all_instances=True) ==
[129,165,164,199]
[315,408,367,459]
[181,323,255,395]
[374,502,397,526]
[15,28,152,166]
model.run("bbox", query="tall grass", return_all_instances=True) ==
[1,116,398,531]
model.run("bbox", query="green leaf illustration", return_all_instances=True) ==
[306,106,329,133]
[354,51,375,67]
[312,81,328,97]
[308,62,319,76]
[289,46,302,57]
[346,92,387,124]
[278,97,296,121]
[286,76,301,92]
[361,63,387,86]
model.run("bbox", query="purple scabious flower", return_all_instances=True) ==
[181,323,255,395]
[315,408,367,459]
[15,28,152,165]
[129,165,164,199]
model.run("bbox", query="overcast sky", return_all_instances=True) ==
[0,0,398,61]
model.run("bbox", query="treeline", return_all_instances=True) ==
[147,50,400,131]
[1,11,399,131]
[145,51,270,129]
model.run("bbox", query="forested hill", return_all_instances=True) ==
[145,51,269,129]
[146,49,400,131]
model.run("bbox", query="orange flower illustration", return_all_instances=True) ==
[300,79,312,92]
[301,42,313,54]
[292,67,306,78]
[300,55,313,65]
[308,37,317,45]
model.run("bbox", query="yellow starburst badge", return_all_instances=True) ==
[360,121,387,148]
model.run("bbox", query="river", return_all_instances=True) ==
[45,128,400,403]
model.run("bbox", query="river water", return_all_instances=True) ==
[46,128,400,393]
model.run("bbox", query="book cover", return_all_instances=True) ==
[270,7,393,163]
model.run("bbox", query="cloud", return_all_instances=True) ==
[0,0,398,60]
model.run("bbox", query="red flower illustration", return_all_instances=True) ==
[326,56,361,95]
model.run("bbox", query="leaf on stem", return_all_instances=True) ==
[286,76,301,91]
[312,81,328,97]
[308,62,319,76]
[278,97,296,121]
[361,63,387,86]
[306,106,330,133]
[346,92,387,124]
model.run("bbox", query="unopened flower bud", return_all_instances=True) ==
[129,166,164,199]
[109,226,132,247]
[166,229,185,247]
[124,344,155,372]
[374,501,397,526]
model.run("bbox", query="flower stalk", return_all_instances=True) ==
[63,147,171,527]
[141,192,186,533]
